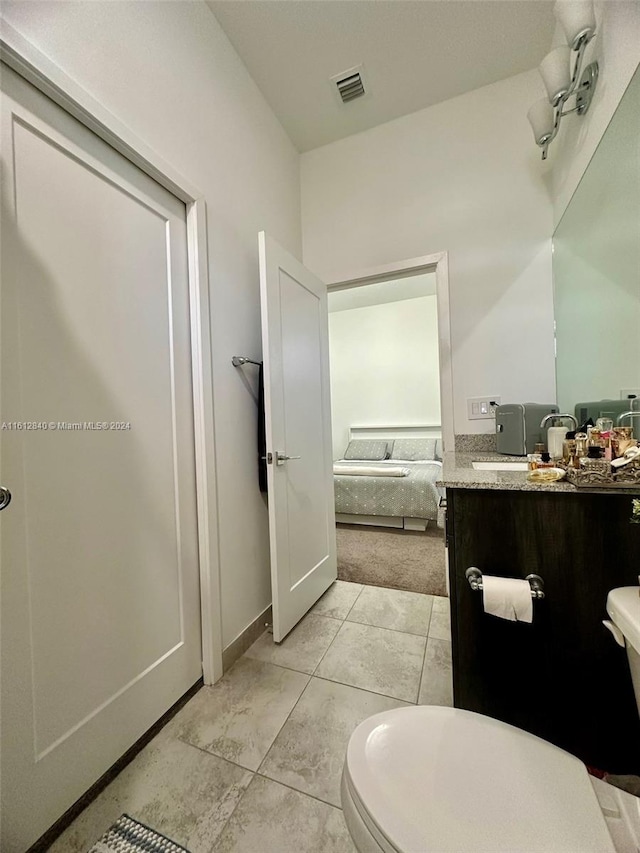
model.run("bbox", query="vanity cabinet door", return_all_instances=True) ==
[447,488,640,773]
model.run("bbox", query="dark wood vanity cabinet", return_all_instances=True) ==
[446,487,640,773]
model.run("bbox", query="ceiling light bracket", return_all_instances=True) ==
[575,61,598,115]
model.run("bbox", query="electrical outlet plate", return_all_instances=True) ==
[467,396,501,420]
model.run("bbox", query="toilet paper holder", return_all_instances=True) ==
[465,567,545,599]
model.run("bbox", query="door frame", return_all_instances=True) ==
[326,251,454,452]
[0,22,223,684]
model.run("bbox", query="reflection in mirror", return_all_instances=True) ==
[553,65,640,423]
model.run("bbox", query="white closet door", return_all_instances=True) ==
[0,64,202,852]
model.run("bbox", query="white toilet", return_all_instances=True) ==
[342,587,640,853]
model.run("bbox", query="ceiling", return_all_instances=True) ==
[328,273,436,313]
[207,0,555,152]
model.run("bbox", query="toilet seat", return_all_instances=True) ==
[343,705,617,853]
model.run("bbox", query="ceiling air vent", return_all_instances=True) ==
[332,65,367,104]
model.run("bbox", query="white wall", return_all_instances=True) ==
[550,0,640,225]
[0,1,301,649]
[329,296,440,458]
[302,70,556,436]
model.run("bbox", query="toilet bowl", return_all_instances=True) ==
[342,586,640,853]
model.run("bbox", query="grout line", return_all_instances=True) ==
[310,610,347,623]
[170,738,275,845]
[311,609,426,696]
[306,593,370,679]
[311,673,416,706]
[339,617,431,641]
[175,675,309,780]
[310,620,344,677]
[211,775,256,845]
[342,584,366,622]
[242,651,419,706]
[416,635,430,704]
[343,583,436,637]
[256,676,314,775]
[254,771,343,812]
[345,614,431,638]
[424,597,435,637]
[176,736,258,774]
[242,656,315,678]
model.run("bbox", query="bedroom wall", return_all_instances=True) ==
[329,295,440,459]
[301,69,555,438]
[0,1,301,651]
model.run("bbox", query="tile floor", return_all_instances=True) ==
[50,582,452,853]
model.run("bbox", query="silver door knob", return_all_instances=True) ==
[275,451,301,466]
[0,486,12,510]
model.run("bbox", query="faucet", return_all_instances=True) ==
[617,410,640,425]
[540,413,578,430]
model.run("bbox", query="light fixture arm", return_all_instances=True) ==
[530,1,599,160]
[567,34,591,98]
[540,60,597,160]
[541,105,562,160]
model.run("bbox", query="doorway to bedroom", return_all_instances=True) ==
[327,268,448,598]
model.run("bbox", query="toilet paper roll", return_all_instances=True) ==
[482,576,533,623]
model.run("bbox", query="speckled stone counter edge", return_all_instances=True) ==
[438,452,576,493]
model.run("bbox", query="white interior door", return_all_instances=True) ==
[0,65,202,852]
[259,232,337,642]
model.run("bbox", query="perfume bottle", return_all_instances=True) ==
[575,432,589,459]
[527,453,542,471]
[537,452,555,469]
[562,431,577,467]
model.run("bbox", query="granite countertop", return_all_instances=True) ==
[438,452,577,493]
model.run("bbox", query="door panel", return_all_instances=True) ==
[280,271,330,583]
[1,65,202,851]
[259,232,336,642]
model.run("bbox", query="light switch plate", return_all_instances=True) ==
[467,396,501,420]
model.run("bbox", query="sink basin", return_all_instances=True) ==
[472,460,529,472]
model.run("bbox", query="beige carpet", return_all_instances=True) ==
[336,523,447,597]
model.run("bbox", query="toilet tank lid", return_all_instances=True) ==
[607,587,640,653]
[345,706,614,853]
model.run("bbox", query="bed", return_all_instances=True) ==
[333,429,444,531]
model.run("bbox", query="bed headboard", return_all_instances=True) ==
[348,424,442,442]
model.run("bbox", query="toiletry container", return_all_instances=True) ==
[548,426,568,459]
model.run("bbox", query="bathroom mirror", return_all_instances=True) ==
[553,64,640,417]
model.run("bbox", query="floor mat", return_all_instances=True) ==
[89,814,189,853]
[336,524,447,596]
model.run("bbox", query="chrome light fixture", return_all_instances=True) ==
[528,0,599,159]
